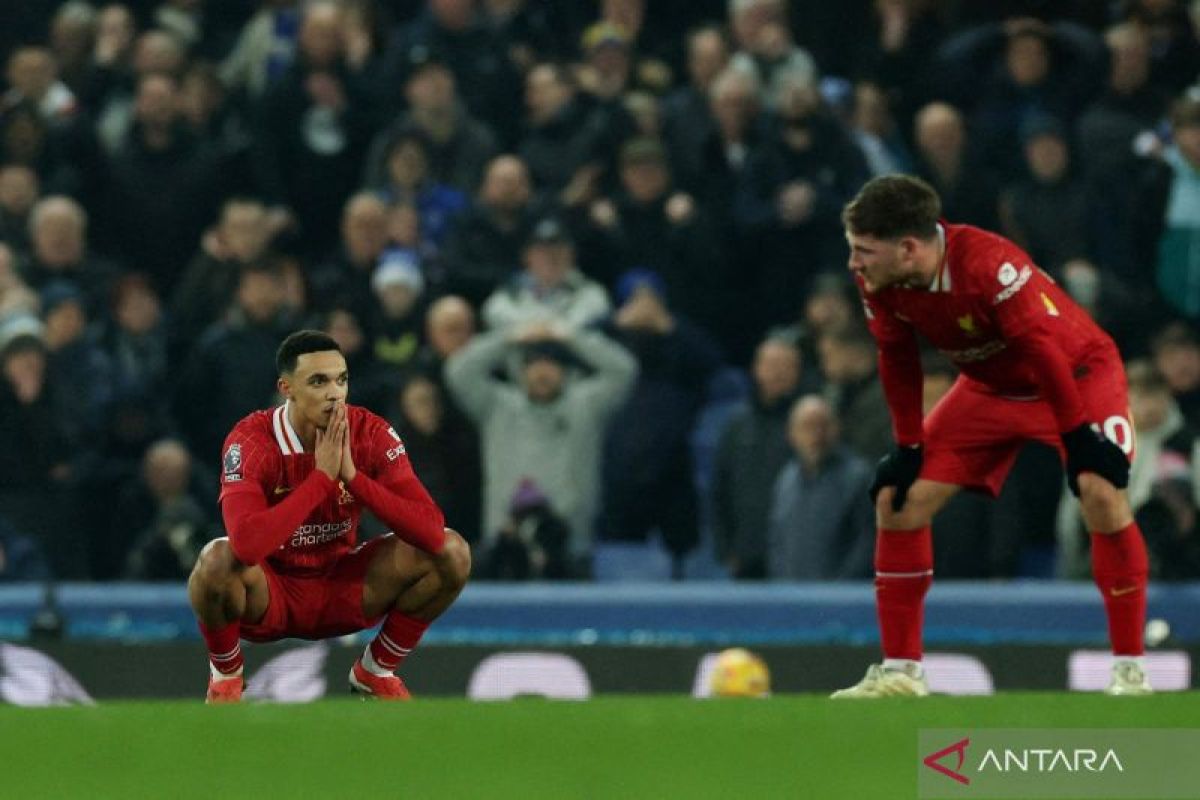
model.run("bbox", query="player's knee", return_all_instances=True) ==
[1077,473,1127,527]
[192,538,237,590]
[436,528,471,591]
[875,490,932,530]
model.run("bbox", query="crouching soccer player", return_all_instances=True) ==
[833,175,1151,698]
[188,330,470,703]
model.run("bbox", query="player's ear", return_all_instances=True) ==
[277,375,291,399]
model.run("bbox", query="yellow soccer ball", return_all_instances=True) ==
[710,648,771,698]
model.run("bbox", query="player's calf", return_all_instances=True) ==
[353,529,471,698]
[189,538,267,703]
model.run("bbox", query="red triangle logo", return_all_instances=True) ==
[923,737,971,785]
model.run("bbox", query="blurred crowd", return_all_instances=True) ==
[1,0,1200,582]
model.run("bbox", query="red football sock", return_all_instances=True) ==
[367,612,430,672]
[1090,522,1149,657]
[874,526,934,661]
[199,620,243,675]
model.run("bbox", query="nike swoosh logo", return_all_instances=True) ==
[1109,585,1139,597]
[273,486,291,496]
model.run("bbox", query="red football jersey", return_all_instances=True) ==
[859,223,1119,397]
[219,403,420,574]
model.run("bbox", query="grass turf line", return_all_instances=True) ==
[1,693,1196,799]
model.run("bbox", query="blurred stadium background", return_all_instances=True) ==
[1,0,1199,724]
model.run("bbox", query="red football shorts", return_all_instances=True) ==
[241,535,391,642]
[921,360,1134,497]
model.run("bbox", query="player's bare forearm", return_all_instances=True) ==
[223,471,337,565]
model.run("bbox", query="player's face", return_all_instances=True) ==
[280,350,349,429]
[845,231,913,293]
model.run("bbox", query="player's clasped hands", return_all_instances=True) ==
[315,402,348,480]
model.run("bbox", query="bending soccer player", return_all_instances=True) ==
[188,330,470,703]
[832,175,1150,698]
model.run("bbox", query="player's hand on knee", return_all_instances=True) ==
[1062,423,1129,497]
[869,444,923,512]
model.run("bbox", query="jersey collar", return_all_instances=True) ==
[925,223,950,292]
[272,402,305,455]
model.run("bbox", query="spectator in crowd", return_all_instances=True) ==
[713,333,802,579]
[253,0,377,254]
[1077,23,1169,283]
[83,4,138,116]
[482,217,610,333]
[171,197,277,352]
[599,269,722,574]
[936,17,1106,174]
[96,273,172,469]
[786,272,852,389]
[1116,0,1200,93]
[1077,23,1167,183]
[662,25,731,192]
[368,248,427,374]
[119,439,217,581]
[911,101,1001,230]
[477,477,570,579]
[40,281,113,462]
[999,115,1092,274]
[850,0,944,129]
[49,2,99,99]
[519,61,631,194]
[364,46,497,194]
[1058,258,1158,356]
[389,371,482,541]
[220,0,302,101]
[1138,96,1200,321]
[4,46,79,128]
[321,303,390,416]
[383,0,521,143]
[577,22,636,103]
[848,81,913,178]
[178,61,255,180]
[445,321,636,569]
[308,191,390,318]
[442,154,540,305]
[22,195,118,317]
[414,293,477,390]
[0,327,83,578]
[370,126,469,250]
[1150,321,1200,428]
[735,79,869,336]
[0,99,91,201]
[818,323,891,464]
[0,163,40,255]
[767,395,874,580]
[588,136,727,337]
[0,242,39,320]
[680,64,763,216]
[103,72,223,294]
[173,260,290,469]
[728,0,818,109]
[93,28,187,157]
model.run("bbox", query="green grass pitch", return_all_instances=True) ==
[2,693,1196,799]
